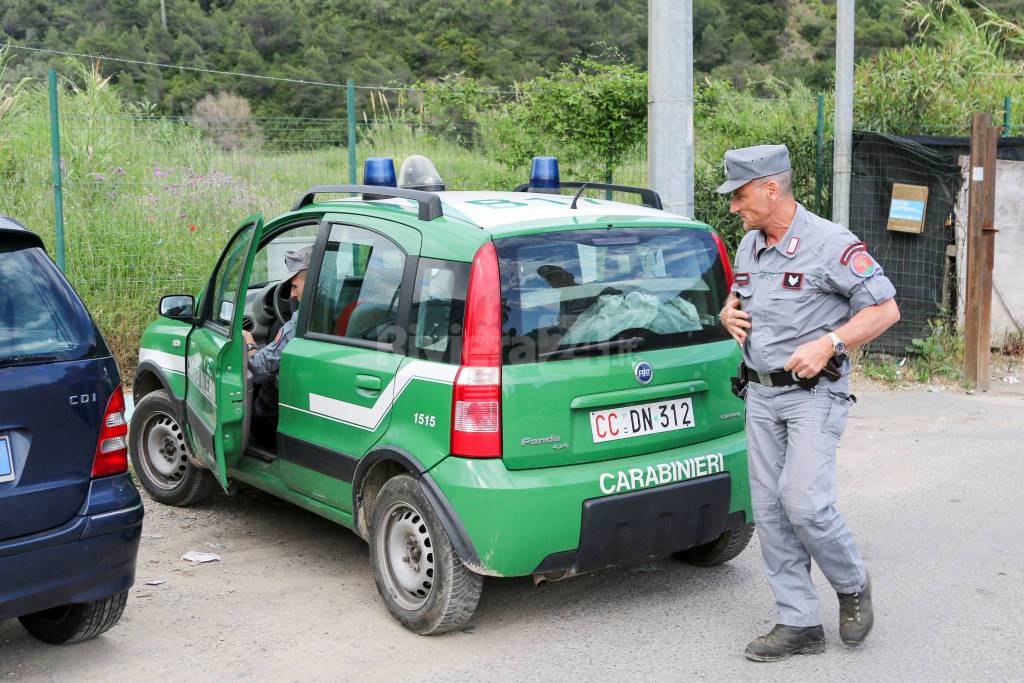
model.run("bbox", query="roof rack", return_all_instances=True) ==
[511,181,663,210]
[291,185,443,221]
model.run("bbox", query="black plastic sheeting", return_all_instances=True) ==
[848,131,964,355]
[907,135,1024,163]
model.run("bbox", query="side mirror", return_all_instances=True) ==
[159,294,195,320]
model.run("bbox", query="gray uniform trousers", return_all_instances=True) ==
[745,377,866,627]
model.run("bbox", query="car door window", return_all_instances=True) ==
[209,224,256,329]
[251,224,319,286]
[409,258,468,363]
[308,224,406,347]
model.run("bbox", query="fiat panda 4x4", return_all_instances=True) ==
[130,156,753,634]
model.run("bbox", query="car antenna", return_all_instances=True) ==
[569,183,589,210]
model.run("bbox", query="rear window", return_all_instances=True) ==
[496,227,731,364]
[0,244,104,366]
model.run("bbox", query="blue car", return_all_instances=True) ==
[0,215,142,644]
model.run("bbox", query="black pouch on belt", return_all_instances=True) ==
[731,362,749,400]
[820,355,843,382]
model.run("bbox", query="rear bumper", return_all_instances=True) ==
[426,429,750,577]
[0,473,143,621]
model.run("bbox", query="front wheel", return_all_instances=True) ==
[673,522,755,567]
[368,474,482,635]
[19,590,128,644]
[129,389,219,506]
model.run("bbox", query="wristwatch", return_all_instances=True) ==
[246,342,258,353]
[827,332,847,359]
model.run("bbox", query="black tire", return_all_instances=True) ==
[129,389,219,506]
[18,590,128,645]
[673,522,755,567]
[368,474,483,635]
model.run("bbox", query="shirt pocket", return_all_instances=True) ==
[765,276,825,338]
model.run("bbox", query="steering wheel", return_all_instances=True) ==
[272,280,291,325]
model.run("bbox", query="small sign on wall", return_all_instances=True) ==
[887,183,929,234]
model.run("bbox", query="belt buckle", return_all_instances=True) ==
[756,370,773,387]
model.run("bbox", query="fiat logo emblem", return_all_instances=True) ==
[633,360,653,385]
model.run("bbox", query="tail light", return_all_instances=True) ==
[710,229,734,289]
[451,242,502,458]
[92,385,129,478]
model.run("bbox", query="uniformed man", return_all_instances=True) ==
[241,245,311,446]
[716,145,900,662]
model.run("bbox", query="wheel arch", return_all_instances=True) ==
[352,446,482,572]
[132,361,186,424]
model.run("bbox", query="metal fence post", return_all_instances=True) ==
[48,68,66,272]
[347,79,357,185]
[815,94,825,215]
[1004,96,1012,137]
[605,150,613,200]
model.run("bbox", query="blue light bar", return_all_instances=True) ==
[529,156,560,194]
[364,157,397,187]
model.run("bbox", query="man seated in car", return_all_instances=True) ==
[241,245,311,447]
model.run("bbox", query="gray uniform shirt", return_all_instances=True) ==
[250,310,298,382]
[730,203,896,373]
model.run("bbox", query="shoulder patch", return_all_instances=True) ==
[840,241,867,265]
[850,251,878,278]
[734,272,750,285]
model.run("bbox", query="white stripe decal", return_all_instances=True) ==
[305,360,459,431]
[139,348,186,374]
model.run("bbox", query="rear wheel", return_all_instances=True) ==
[19,590,128,645]
[673,522,755,567]
[129,389,218,506]
[369,474,482,635]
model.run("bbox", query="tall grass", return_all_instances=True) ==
[0,62,820,381]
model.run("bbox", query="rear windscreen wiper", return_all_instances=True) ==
[539,336,645,361]
[0,354,59,368]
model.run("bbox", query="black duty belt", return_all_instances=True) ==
[743,367,806,387]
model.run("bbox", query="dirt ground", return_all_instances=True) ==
[2,376,1023,681]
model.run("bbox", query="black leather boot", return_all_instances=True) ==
[744,624,826,662]
[839,571,874,646]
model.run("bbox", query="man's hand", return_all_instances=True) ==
[719,294,751,345]
[241,330,255,347]
[784,335,834,378]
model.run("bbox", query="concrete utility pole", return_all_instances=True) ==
[160,0,167,29]
[832,0,855,227]
[648,0,694,217]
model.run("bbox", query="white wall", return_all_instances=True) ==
[955,158,1024,346]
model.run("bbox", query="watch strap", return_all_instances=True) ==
[827,332,846,356]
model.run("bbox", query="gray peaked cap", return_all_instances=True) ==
[283,245,313,283]
[716,144,792,194]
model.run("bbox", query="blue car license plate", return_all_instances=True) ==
[0,436,13,483]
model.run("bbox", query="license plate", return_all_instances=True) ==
[590,397,696,443]
[0,436,13,483]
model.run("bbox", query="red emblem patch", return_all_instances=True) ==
[785,237,800,255]
[850,252,877,278]
[735,272,750,285]
[781,272,804,290]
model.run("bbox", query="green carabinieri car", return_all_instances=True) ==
[131,156,753,635]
